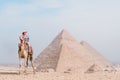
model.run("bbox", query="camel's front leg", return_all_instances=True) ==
[24,58,28,74]
[19,58,22,74]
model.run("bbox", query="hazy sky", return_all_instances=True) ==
[0,0,120,64]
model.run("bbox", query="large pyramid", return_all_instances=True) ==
[34,29,114,72]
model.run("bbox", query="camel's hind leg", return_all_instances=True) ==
[31,61,35,74]
[30,54,35,74]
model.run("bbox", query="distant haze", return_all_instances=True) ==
[0,0,120,64]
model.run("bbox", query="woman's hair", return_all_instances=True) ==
[22,31,27,35]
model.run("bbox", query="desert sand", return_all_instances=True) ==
[0,65,120,80]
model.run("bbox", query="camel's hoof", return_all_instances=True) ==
[33,71,36,74]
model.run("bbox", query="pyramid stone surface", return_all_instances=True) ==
[34,29,75,71]
[34,29,113,72]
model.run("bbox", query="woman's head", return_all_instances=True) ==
[22,31,27,35]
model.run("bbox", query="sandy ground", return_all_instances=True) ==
[0,72,120,80]
[0,66,120,80]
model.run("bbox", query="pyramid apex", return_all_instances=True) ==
[58,29,76,41]
[61,29,70,36]
[61,29,68,32]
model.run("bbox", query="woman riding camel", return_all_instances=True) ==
[19,31,33,54]
[18,31,35,74]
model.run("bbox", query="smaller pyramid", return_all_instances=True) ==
[80,41,112,67]
[85,64,102,73]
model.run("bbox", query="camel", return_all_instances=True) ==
[18,43,35,74]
